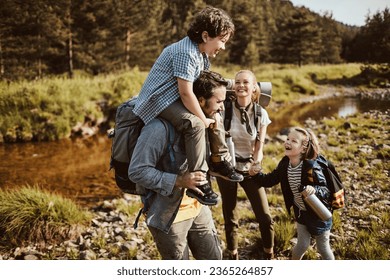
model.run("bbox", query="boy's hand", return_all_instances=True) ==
[204,118,215,128]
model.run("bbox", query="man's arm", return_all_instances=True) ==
[128,120,177,196]
[128,119,206,196]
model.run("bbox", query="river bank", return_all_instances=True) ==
[1,106,388,260]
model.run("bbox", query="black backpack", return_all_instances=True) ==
[317,155,346,210]
[223,91,263,132]
[108,97,175,195]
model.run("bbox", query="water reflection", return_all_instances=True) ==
[268,96,390,135]
[1,96,389,208]
[338,98,358,117]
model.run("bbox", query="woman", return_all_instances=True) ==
[216,70,274,260]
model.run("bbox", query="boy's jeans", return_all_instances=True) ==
[148,206,222,260]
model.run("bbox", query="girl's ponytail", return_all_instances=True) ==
[294,127,320,160]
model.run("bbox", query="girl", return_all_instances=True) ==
[215,70,274,260]
[257,127,335,260]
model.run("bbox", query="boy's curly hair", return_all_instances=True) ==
[187,6,235,43]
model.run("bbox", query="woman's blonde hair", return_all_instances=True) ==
[235,70,261,103]
[292,127,320,160]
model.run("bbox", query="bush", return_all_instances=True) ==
[0,186,91,249]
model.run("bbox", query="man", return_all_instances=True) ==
[129,71,227,260]
[128,70,228,260]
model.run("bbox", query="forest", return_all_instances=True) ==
[0,0,389,80]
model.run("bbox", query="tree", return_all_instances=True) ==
[272,7,321,66]
[318,12,342,63]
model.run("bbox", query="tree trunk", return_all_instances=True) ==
[0,39,4,77]
[67,3,73,79]
[125,29,131,67]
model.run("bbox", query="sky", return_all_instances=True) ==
[288,0,390,26]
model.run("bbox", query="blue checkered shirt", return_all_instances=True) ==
[133,36,210,124]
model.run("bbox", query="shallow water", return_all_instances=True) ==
[1,96,389,208]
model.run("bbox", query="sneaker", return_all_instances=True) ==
[186,183,219,206]
[209,160,244,182]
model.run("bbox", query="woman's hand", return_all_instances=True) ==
[248,160,262,176]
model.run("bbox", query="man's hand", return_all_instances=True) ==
[175,171,208,195]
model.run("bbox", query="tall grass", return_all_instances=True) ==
[0,68,147,141]
[0,185,91,249]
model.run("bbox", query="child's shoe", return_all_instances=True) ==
[209,160,244,182]
[186,183,219,206]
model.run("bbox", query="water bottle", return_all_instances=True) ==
[300,185,332,221]
[226,136,236,167]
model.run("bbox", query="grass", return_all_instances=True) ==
[0,68,147,142]
[0,185,91,250]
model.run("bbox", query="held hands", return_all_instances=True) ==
[175,171,208,196]
[248,160,262,176]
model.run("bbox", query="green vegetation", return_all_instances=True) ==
[0,63,368,142]
[0,68,147,142]
[0,186,91,249]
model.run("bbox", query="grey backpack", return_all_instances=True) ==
[109,97,176,195]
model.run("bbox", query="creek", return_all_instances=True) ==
[0,96,389,208]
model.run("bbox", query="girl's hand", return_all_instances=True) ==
[302,185,316,196]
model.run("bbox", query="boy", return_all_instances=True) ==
[133,7,243,205]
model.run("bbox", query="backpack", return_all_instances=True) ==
[223,91,263,132]
[108,97,176,195]
[317,155,346,210]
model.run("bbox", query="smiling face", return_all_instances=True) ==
[284,129,307,163]
[199,85,226,117]
[199,32,231,58]
[234,71,257,99]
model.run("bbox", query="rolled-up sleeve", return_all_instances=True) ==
[128,120,177,196]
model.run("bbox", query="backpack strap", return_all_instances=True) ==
[163,119,177,167]
[253,103,262,127]
[224,97,263,133]
[223,92,234,131]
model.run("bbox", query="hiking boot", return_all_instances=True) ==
[186,183,219,206]
[209,160,244,182]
